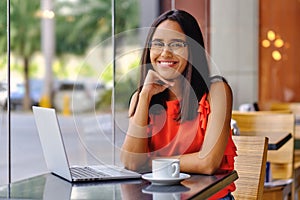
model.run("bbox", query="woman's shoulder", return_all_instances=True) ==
[210,75,228,84]
[208,75,232,100]
[209,75,231,90]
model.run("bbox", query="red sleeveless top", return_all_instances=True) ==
[147,94,237,199]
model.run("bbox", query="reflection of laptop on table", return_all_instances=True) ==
[32,106,141,182]
[42,173,142,200]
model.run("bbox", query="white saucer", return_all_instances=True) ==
[141,173,191,185]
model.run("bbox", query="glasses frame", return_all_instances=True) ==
[148,40,188,54]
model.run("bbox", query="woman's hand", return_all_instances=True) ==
[141,70,175,97]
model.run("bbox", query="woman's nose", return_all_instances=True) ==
[160,46,173,57]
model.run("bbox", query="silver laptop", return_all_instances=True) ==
[32,106,141,182]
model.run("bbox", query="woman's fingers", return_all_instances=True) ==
[156,79,175,87]
[141,70,174,96]
[146,70,175,87]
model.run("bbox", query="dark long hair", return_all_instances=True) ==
[131,10,210,121]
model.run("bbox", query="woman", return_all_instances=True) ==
[120,10,236,199]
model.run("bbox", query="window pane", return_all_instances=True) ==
[9,0,113,181]
[0,0,8,185]
[113,0,158,165]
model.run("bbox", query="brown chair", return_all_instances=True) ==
[271,102,300,140]
[271,102,300,199]
[232,111,295,200]
[271,102,300,113]
[232,136,269,200]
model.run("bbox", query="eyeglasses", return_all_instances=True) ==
[148,40,188,54]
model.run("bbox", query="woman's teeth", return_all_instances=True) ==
[159,61,176,65]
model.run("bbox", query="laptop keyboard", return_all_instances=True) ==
[70,166,109,179]
[89,165,135,176]
[70,165,141,181]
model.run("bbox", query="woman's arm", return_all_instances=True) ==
[178,81,233,175]
[120,91,151,171]
[120,70,175,172]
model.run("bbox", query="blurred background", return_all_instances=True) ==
[0,0,299,184]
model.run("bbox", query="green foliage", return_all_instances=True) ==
[1,0,140,59]
[115,0,139,35]
[0,1,7,54]
[28,62,39,77]
[101,63,113,83]
[96,88,112,111]
[0,56,7,70]
[115,76,136,110]
[75,63,96,77]
[53,60,70,79]
[10,0,41,58]
[55,0,139,56]
[9,61,39,77]
[0,0,140,110]
[97,79,137,111]
[0,0,41,57]
[97,57,140,110]
[51,58,96,79]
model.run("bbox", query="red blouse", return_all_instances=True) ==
[147,94,237,199]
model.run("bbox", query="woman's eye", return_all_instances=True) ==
[170,42,183,48]
[153,42,164,47]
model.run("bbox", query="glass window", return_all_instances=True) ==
[0,0,8,185]
[114,0,146,165]
[8,0,115,182]
[6,0,143,182]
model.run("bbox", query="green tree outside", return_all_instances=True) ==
[0,0,139,110]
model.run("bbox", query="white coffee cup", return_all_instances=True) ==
[152,158,180,179]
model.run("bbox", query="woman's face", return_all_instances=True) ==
[150,20,188,80]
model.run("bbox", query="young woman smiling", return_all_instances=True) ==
[120,10,236,199]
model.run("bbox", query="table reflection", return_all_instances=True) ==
[142,185,190,200]
[0,170,238,199]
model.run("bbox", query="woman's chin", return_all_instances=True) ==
[157,70,181,80]
[158,73,175,80]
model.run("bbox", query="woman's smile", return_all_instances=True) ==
[157,60,179,67]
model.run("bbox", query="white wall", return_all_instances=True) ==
[139,0,159,28]
[210,0,259,109]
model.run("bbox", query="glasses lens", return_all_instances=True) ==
[149,41,187,54]
[150,41,163,50]
[169,42,186,51]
